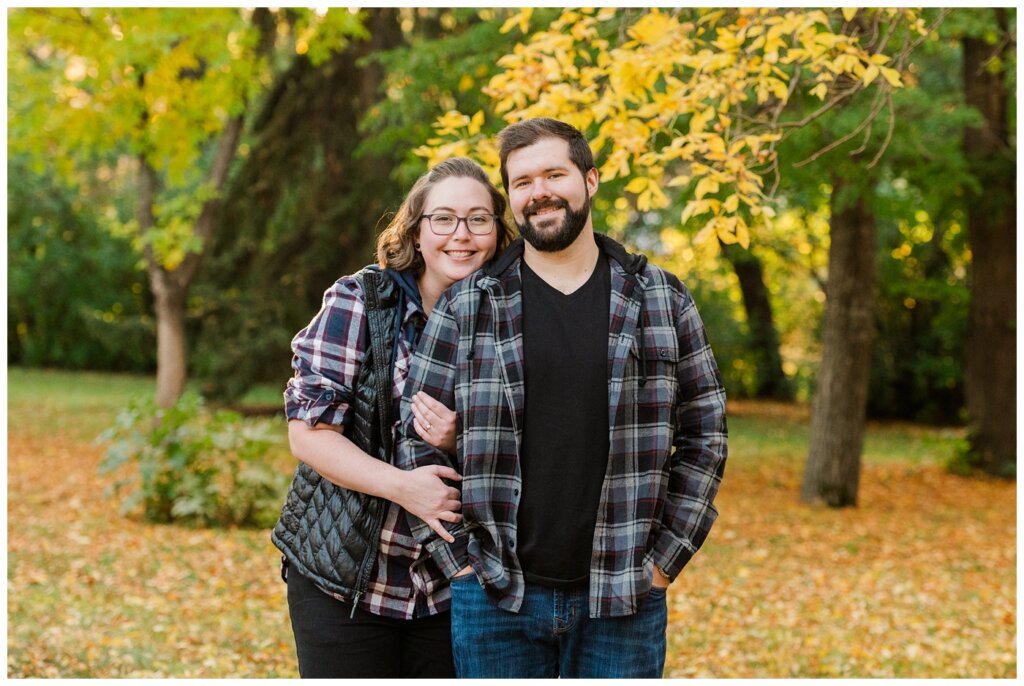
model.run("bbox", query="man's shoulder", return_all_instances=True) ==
[637,261,688,301]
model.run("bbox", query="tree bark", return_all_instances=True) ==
[802,178,876,507]
[720,241,792,400]
[151,270,189,408]
[136,156,186,407]
[962,11,1016,477]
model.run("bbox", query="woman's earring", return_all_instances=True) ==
[415,242,421,250]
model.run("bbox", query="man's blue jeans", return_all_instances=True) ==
[449,575,667,678]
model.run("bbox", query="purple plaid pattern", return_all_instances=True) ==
[397,245,727,619]
[284,274,449,619]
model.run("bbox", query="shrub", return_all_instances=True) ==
[97,392,288,528]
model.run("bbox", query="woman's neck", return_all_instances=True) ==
[417,272,446,317]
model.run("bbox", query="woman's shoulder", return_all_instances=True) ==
[322,268,381,302]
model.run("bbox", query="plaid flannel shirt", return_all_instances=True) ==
[397,235,728,619]
[283,273,450,619]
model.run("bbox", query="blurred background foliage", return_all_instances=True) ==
[6,7,1013,431]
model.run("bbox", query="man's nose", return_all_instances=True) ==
[528,178,552,202]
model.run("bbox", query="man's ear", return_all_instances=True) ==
[586,166,599,196]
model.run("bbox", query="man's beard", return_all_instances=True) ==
[516,191,591,253]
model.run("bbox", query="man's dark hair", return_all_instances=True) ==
[497,118,595,192]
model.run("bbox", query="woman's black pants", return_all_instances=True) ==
[286,569,455,678]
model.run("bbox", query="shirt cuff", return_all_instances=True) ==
[425,529,470,579]
[652,530,696,581]
[283,385,351,427]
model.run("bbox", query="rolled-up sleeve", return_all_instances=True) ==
[283,276,367,428]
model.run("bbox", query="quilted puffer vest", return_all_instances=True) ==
[271,267,400,605]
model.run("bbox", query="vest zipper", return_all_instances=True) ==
[349,502,386,618]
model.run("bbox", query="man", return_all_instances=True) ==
[397,118,727,678]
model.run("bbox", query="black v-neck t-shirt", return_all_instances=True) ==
[516,255,611,588]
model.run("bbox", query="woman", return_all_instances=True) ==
[272,157,512,678]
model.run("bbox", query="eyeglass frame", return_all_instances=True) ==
[420,212,497,236]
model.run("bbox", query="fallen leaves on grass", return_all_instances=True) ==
[664,460,1015,678]
[8,433,296,678]
[6,415,1016,677]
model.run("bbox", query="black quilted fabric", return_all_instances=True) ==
[271,268,398,599]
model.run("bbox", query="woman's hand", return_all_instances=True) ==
[393,465,463,543]
[411,391,458,454]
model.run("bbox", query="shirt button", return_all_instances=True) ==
[509,539,515,549]
[513,488,519,496]
[659,349,669,359]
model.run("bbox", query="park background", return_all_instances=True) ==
[6,7,1016,678]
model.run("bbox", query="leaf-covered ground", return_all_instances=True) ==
[6,372,1016,677]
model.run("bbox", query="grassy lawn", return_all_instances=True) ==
[6,368,1016,677]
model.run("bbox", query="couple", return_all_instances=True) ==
[272,118,728,679]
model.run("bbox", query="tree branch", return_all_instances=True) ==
[792,85,887,168]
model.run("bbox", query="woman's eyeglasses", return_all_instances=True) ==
[421,213,496,235]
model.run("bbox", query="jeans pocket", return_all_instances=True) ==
[449,572,477,587]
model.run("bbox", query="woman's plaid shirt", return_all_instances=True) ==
[397,236,728,619]
[283,274,450,620]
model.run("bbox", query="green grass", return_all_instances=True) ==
[7,367,284,440]
[727,404,966,468]
[8,366,965,465]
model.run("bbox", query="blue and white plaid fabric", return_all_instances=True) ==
[397,236,727,619]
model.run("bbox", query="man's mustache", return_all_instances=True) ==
[524,198,569,218]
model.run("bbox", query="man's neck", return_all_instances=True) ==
[522,225,601,294]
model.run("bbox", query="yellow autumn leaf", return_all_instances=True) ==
[629,9,676,46]
[879,65,903,87]
[625,176,649,193]
[499,9,532,34]
[716,215,740,244]
[842,8,858,22]
[520,8,536,34]
[689,109,710,135]
[810,82,829,100]
[637,189,653,211]
[861,64,879,87]
[693,217,719,245]
[667,174,691,187]
[695,176,720,200]
[769,77,789,100]
[681,199,713,224]
[468,110,485,136]
[735,220,751,248]
[723,194,740,213]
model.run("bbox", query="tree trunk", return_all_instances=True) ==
[136,156,186,407]
[802,178,876,507]
[720,241,792,400]
[151,271,188,408]
[962,11,1016,477]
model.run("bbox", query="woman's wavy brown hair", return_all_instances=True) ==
[376,157,514,273]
